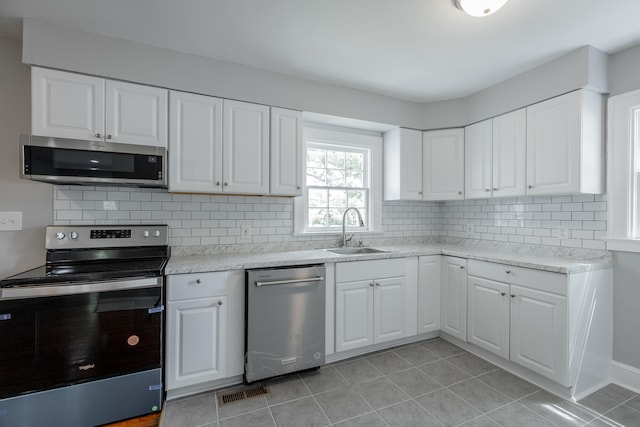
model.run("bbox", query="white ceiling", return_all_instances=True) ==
[1,0,640,102]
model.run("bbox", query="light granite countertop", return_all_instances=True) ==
[165,241,612,275]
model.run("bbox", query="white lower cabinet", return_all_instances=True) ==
[165,270,244,398]
[441,256,467,341]
[418,255,440,334]
[466,259,611,394]
[335,258,407,352]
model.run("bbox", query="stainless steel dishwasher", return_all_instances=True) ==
[245,265,325,383]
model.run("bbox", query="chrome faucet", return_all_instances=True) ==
[342,207,365,247]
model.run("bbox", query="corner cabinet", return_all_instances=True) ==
[440,256,467,341]
[335,258,408,352]
[383,128,423,200]
[168,92,270,195]
[526,90,603,195]
[32,67,167,147]
[422,129,464,200]
[270,107,303,196]
[165,271,244,399]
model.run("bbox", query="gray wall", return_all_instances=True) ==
[0,37,52,277]
[611,252,640,368]
[609,43,640,97]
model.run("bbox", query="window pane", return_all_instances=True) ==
[308,189,328,208]
[346,152,363,171]
[327,150,345,169]
[326,169,346,187]
[348,190,366,208]
[307,148,326,168]
[328,209,343,226]
[306,168,326,186]
[343,209,363,226]
[346,170,363,187]
[329,189,347,207]
[308,208,327,227]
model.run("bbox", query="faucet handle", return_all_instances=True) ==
[346,232,356,243]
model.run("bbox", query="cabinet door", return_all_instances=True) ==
[440,257,468,341]
[492,109,526,197]
[526,91,581,195]
[335,280,374,352]
[423,129,464,200]
[510,285,568,385]
[169,91,223,193]
[465,119,493,199]
[418,255,440,334]
[105,80,168,147]
[270,107,303,196]
[223,100,270,194]
[166,297,228,390]
[31,67,104,141]
[383,128,423,200]
[467,276,510,358]
[374,277,406,344]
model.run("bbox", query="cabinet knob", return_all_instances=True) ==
[418,191,423,195]
[107,134,112,139]
[369,282,374,287]
[501,292,506,296]
[459,265,465,270]
[511,294,516,298]
[297,186,301,190]
[218,300,223,306]
[375,282,380,287]
[458,191,463,195]
[216,181,221,186]
[528,185,534,189]
[484,188,490,192]
[95,133,101,138]
[224,182,228,186]
[195,279,201,284]
[493,187,498,191]
[505,269,512,274]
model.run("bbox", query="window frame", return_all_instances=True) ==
[606,88,640,252]
[294,125,382,236]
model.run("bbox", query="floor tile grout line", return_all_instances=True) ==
[298,370,334,427]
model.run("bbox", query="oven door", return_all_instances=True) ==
[0,278,163,399]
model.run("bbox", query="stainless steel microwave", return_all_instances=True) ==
[20,135,167,188]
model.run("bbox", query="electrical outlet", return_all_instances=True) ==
[240,225,251,239]
[465,222,474,233]
[556,225,569,240]
[0,212,22,231]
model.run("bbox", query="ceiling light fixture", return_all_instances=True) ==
[456,0,508,17]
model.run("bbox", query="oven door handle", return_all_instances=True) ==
[0,277,161,300]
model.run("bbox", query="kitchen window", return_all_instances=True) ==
[607,89,640,252]
[294,126,382,235]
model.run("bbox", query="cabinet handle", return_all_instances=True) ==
[505,269,511,274]
[195,279,201,284]
[493,187,498,191]
[95,133,101,138]
[501,292,506,296]
[218,300,223,306]
[484,188,490,192]
[418,191,423,195]
[528,185,534,189]
[107,134,112,139]
[216,181,221,186]
[511,294,516,298]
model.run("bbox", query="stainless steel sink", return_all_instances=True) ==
[324,247,388,255]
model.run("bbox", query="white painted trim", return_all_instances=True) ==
[611,360,640,394]
[605,238,640,253]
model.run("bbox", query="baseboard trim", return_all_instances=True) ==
[611,360,640,394]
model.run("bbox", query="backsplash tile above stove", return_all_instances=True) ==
[53,186,607,250]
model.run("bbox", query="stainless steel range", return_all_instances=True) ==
[0,225,169,427]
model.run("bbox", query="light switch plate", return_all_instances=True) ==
[0,212,22,231]
[240,224,251,239]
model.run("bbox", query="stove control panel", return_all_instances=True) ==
[46,225,169,249]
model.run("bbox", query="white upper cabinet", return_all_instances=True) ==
[32,67,168,147]
[423,129,464,200]
[32,67,105,141]
[105,80,168,147]
[465,109,526,199]
[270,107,303,196]
[464,119,493,199]
[383,128,423,200]
[223,100,270,195]
[169,91,223,193]
[526,90,603,195]
[493,109,526,197]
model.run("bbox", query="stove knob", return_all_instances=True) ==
[70,232,78,240]
[56,232,65,240]
[143,230,150,238]
[154,230,161,238]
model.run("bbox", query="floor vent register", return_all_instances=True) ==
[217,385,271,406]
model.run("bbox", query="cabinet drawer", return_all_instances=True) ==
[336,258,405,282]
[468,259,566,296]
[167,272,229,301]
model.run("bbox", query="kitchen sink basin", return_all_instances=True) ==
[324,247,388,255]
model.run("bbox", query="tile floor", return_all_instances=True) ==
[162,338,640,427]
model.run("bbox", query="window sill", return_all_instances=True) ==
[605,238,640,253]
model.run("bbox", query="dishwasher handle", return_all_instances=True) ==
[255,276,324,287]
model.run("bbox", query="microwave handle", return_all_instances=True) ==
[0,277,161,300]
